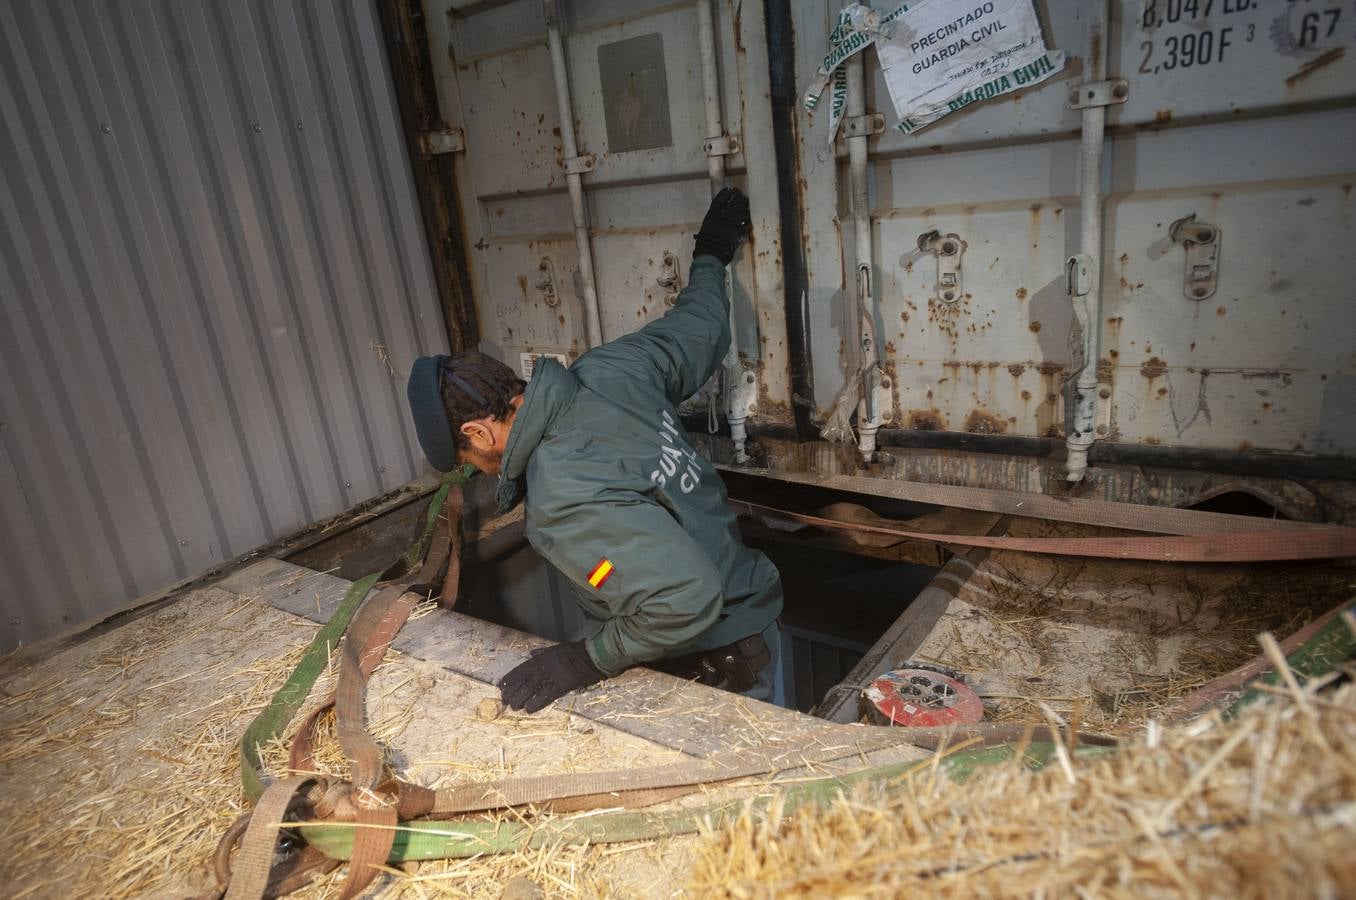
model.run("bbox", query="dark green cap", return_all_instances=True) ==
[407,355,456,472]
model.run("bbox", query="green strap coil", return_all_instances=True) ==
[239,470,466,803]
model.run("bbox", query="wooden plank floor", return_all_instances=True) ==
[220,558,924,759]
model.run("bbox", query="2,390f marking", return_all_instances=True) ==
[1139,27,1237,73]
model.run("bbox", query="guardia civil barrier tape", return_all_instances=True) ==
[802,2,910,147]
[878,0,1065,134]
[803,0,1064,144]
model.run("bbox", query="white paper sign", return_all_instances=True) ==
[877,0,1065,134]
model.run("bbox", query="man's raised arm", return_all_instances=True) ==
[580,188,751,404]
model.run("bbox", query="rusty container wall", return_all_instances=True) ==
[422,0,1354,464]
[797,0,1356,456]
[0,0,446,650]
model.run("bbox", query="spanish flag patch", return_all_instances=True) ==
[587,558,615,589]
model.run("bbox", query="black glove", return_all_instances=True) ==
[498,641,606,713]
[693,186,751,265]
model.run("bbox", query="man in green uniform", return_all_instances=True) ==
[406,188,783,712]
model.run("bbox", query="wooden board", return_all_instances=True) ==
[219,558,907,758]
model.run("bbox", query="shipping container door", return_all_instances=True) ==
[422,0,793,415]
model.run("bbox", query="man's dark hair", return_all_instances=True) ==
[439,353,526,449]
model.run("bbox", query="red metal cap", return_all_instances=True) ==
[863,668,984,728]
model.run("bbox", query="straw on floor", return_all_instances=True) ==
[685,627,1356,899]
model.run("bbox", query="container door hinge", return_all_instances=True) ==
[646,250,683,309]
[842,113,886,138]
[702,134,741,157]
[1168,214,1221,301]
[419,128,465,155]
[1096,385,1113,437]
[563,153,596,175]
[1069,78,1129,109]
[918,230,967,304]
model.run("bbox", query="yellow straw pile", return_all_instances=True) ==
[687,645,1356,898]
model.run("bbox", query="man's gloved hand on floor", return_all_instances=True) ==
[498,640,606,713]
[693,186,751,265]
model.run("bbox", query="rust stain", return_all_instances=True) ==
[1015,287,1028,300]
[516,274,528,297]
[1216,305,1227,316]
[908,408,944,431]
[1153,109,1173,124]
[1141,357,1168,379]
[964,409,1006,435]
[1028,321,1042,333]
[1143,436,1161,446]
[1035,357,1062,438]
[1238,440,1254,451]
[1157,387,1168,398]
[1021,390,1031,400]
[1007,364,1026,376]
[1286,47,1345,87]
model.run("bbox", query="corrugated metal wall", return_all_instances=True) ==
[0,0,447,650]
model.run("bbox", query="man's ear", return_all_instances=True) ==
[460,420,491,449]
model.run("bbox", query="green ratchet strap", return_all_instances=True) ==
[238,469,466,804]
[299,741,1073,862]
[1225,601,1356,720]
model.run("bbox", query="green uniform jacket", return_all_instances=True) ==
[494,256,783,675]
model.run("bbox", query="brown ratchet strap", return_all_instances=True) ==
[729,499,1356,562]
[215,490,913,897]
[219,485,906,896]
[730,468,1333,536]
